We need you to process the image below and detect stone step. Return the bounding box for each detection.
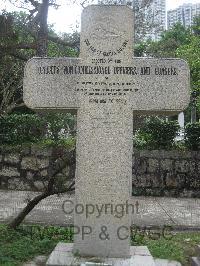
[154,258,181,266]
[46,243,156,266]
[191,257,200,266]
[23,255,47,266]
[23,262,37,266]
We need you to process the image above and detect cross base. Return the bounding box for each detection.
[46,243,155,266]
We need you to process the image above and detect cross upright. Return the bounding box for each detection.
[23,5,190,260]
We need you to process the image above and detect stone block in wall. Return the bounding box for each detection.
[133,175,148,187]
[189,161,196,173]
[7,178,31,190]
[148,159,159,173]
[133,174,164,189]
[20,146,31,156]
[0,155,2,162]
[132,174,138,186]
[189,176,200,188]
[0,176,8,189]
[166,173,185,188]
[34,181,47,190]
[165,173,176,187]
[135,158,147,174]
[0,166,20,177]
[31,146,52,157]
[149,174,164,188]
[177,174,186,188]
[4,154,20,164]
[175,160,189,173]
[21,156,49,170]
[198,162,200,172]
[160,159,173,171]
[40,169,48,177]
[26,171,33,180]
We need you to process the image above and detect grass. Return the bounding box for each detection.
[0,224,73,266]
[0,223,200,266]
[0,136,76,152]
[131,227,200,265]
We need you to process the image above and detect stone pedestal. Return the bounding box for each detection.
[46,243,155,266]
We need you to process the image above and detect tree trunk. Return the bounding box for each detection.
[36,0,49,57]
[8,191,51,230]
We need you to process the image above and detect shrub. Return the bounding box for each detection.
[133,117,180,150]
[0,113,76,145]
[185,122,200,150]
[0,114,46,145]
[44,113,75,141]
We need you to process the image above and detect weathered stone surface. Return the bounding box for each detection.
[135,158,147,174]
[165,173,178,188]
[0,167,20,177]
[148,159,159,173]
[160,159,173,171]
[34,181,46,190]
[46,243,156,266]
[31,146,52,157]
[175,160,189,173]
[40,169,48,177]
[21,157,49,170]
[34,255,48,265]
[191,257,200,266]
[0,148,200,196]
[8,178,31,190]
[154,258,182,266]
[4,154,20,164]
[26,171,34,180]
[23,4,190,260]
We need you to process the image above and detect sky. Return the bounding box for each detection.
[1,0,200,33]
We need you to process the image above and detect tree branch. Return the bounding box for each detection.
[48,35,79,48]
[0,43,36,50]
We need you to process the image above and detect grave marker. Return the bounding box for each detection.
[23,5,190,260]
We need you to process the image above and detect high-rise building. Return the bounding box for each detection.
[97,0,166,41]
[145,0,166,41]
[167,3,200,29]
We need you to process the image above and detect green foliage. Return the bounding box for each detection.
[136,23,191,58]
[185,122,200,150]
[176,35,200,115]
[192,15,200,36]
[132,229,200,265]
[133,117,180,150]
[1,224,200,265]
[0,224,72,266]
[39,136,76,149]
[0,113,76,145]
[0,10,79,116]
[0,114,45,145]
[44,113,76,141]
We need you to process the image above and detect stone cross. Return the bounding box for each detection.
[23,5,190,259]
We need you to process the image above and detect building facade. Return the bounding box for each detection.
[168,3,200,29]
[146,0,166,41]
[97,0,166,41]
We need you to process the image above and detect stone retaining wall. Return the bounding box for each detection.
[0,146,69,191]
[132,150,200,197]
[0,147,200,197]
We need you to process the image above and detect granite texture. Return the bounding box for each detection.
[23,4,190,260]
[23,8,190,114]
[46,243,155,266]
